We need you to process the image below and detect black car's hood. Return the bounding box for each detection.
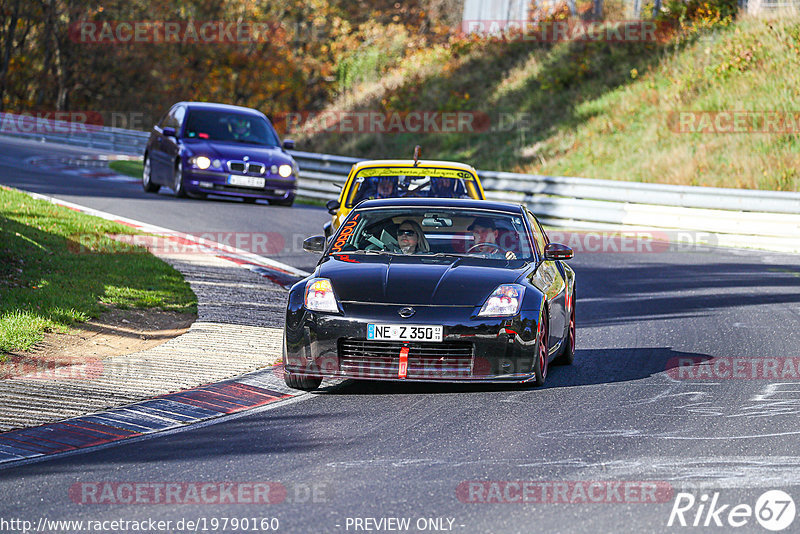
[316,254,527,306]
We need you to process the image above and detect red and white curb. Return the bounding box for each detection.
[0,365,311,467]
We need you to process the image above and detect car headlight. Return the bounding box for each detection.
[304,278,340,313]
[194,156,211,169]
[278,164,293,178]
[478,284,525,317]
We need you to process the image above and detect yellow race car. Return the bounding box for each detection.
[323,158,486,237]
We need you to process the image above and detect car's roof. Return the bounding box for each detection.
[351,159,479,175]
[176,101,265,117]
[354,197,524,213]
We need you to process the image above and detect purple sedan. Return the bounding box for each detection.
[142,102,297,206]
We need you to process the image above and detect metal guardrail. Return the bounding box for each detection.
[0,112,149,154]
[1,112,798,243]
[288,150,800,241]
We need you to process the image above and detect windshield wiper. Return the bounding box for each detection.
[228,139,272,146]
[429,252,472,258]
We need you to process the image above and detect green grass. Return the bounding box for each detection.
[109,160,143,178]
[300,15,800,191]
[0,187,196,354]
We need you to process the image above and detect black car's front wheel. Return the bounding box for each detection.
[284,369,322,391]
[142,156,159,193]
[554,289,576,366]
[173,159,187,198]
[531,310,549,386]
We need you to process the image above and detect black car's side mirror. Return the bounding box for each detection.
[544,243,573,261]
[303,236,326,253]
[162,127,177,138]
[326,199,340,215]
[283,139,295,149]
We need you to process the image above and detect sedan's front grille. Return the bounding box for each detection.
[338,339,473,379]
[227,161,266,175]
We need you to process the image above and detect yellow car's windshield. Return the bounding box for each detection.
[345,166,482,208]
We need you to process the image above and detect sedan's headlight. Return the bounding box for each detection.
[304,278,339,313]
[194,156,211,169]
[478,284,525,317]
[278,164,293,178]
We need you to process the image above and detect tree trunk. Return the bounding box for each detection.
[653,0,662,17]
[0,0,22,111]
[593,0,604,19]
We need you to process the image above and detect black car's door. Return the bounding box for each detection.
[526,210,568,350]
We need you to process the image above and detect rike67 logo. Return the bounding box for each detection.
[668,490,795,531]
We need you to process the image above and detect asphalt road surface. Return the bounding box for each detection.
[1,136,800,533]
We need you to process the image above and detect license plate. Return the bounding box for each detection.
[367,324,443,342]
[228,175,265,188]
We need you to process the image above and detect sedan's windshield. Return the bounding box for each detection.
[345,167,481,207]
[183,110,281,146]
[328,208,535,261]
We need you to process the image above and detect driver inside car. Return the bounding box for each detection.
[229,117,251,140]
[396,220,430,255]
[468,217,517,260]
[429,177,467,198]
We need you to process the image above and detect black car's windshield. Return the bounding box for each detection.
[183,110,280,146]
[328,207,535,261]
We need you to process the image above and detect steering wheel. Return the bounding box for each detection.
[467,242,507,255]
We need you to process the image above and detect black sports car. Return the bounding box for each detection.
[283,198,576,390]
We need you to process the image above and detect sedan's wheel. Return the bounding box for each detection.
[532,311,549,386]
[284,369,322,391]
[554,290,576,366]
[173,159,187,198]
[142,156,159,193]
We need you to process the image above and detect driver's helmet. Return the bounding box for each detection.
[431,177,457,196]
[375,176,398,198]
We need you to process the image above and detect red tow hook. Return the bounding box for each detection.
[398,345,409,379]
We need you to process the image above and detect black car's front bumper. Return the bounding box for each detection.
[284,302,543,383]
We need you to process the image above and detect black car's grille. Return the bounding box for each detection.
[338,339,473,379]
[227,161,266,175]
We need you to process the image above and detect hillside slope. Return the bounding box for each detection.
[297,15,800,191]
